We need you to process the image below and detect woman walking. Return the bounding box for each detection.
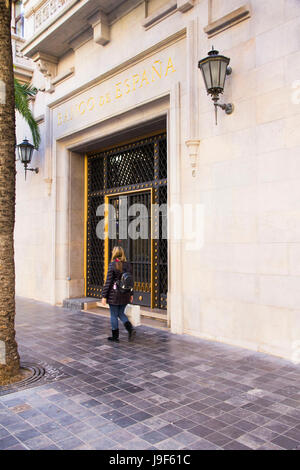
[101,246,135,342]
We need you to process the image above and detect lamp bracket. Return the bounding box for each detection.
[215,102,234,114]
[213,102,234,125]
[24,165,39,180]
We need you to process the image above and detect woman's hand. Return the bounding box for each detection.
[101,297,107,306]
[130,296,133,304]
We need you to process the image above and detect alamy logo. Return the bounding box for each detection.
[95,201,205,251]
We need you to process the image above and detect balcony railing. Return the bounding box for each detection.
[34,0,73,31]
[22,0,166,61]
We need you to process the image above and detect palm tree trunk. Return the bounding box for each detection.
[0,0,20,381]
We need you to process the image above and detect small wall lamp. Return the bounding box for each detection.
[198,47,234,125]
[16,138,39,180]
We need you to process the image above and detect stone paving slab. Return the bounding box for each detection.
[0,297,299,450]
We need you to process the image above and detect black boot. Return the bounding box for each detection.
[124,321,136,341]
[107,329,119,342]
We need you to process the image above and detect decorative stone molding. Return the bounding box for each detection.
[34,0,75,32]
[185,139,200,177]
[52,67,74,86]
[32,52,58,93]
[32,52,58,77]
[44,177,53,196]
[89,11,110,46]
[186,20,200,177]
[12,35,34,83]
[177,0,194,13]
[12,35,29,60]
[43,107,52,197]
[109,0,145,25]
[142,0,194,30]
[35,114,45,125]
[142,0,177,29]
[204,4,251,38]
[69,28,92,51]
[14,64,34,84]
[23,1,143,58]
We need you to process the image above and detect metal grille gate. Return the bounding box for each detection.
[86,133,168,309]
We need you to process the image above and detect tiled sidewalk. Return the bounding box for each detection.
[0,297,300,450]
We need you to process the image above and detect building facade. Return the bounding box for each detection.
[14,0,300,362]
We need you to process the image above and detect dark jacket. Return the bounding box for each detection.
[102,261,133,305]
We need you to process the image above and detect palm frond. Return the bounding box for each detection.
[14,78,41,149]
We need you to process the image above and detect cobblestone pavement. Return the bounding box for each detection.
[0,297,300,450]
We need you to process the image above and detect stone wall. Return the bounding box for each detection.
[181,0,300,361]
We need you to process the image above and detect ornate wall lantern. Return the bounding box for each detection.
[198,46,233,124]
[16,138,39,180]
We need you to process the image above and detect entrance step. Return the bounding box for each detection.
[63,298,168,329]
[63,297,100,311]
[140,317,169,331]
[82,301,167,321]
[83,305,169,331]
[139,306,167,321]
[84,306,110,318]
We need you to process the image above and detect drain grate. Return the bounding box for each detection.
[0,361,69,396]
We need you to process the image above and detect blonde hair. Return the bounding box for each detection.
[111,246,126,271]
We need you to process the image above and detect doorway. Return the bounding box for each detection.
[85,131,168,309]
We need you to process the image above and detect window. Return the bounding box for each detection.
[14,1,24,37]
